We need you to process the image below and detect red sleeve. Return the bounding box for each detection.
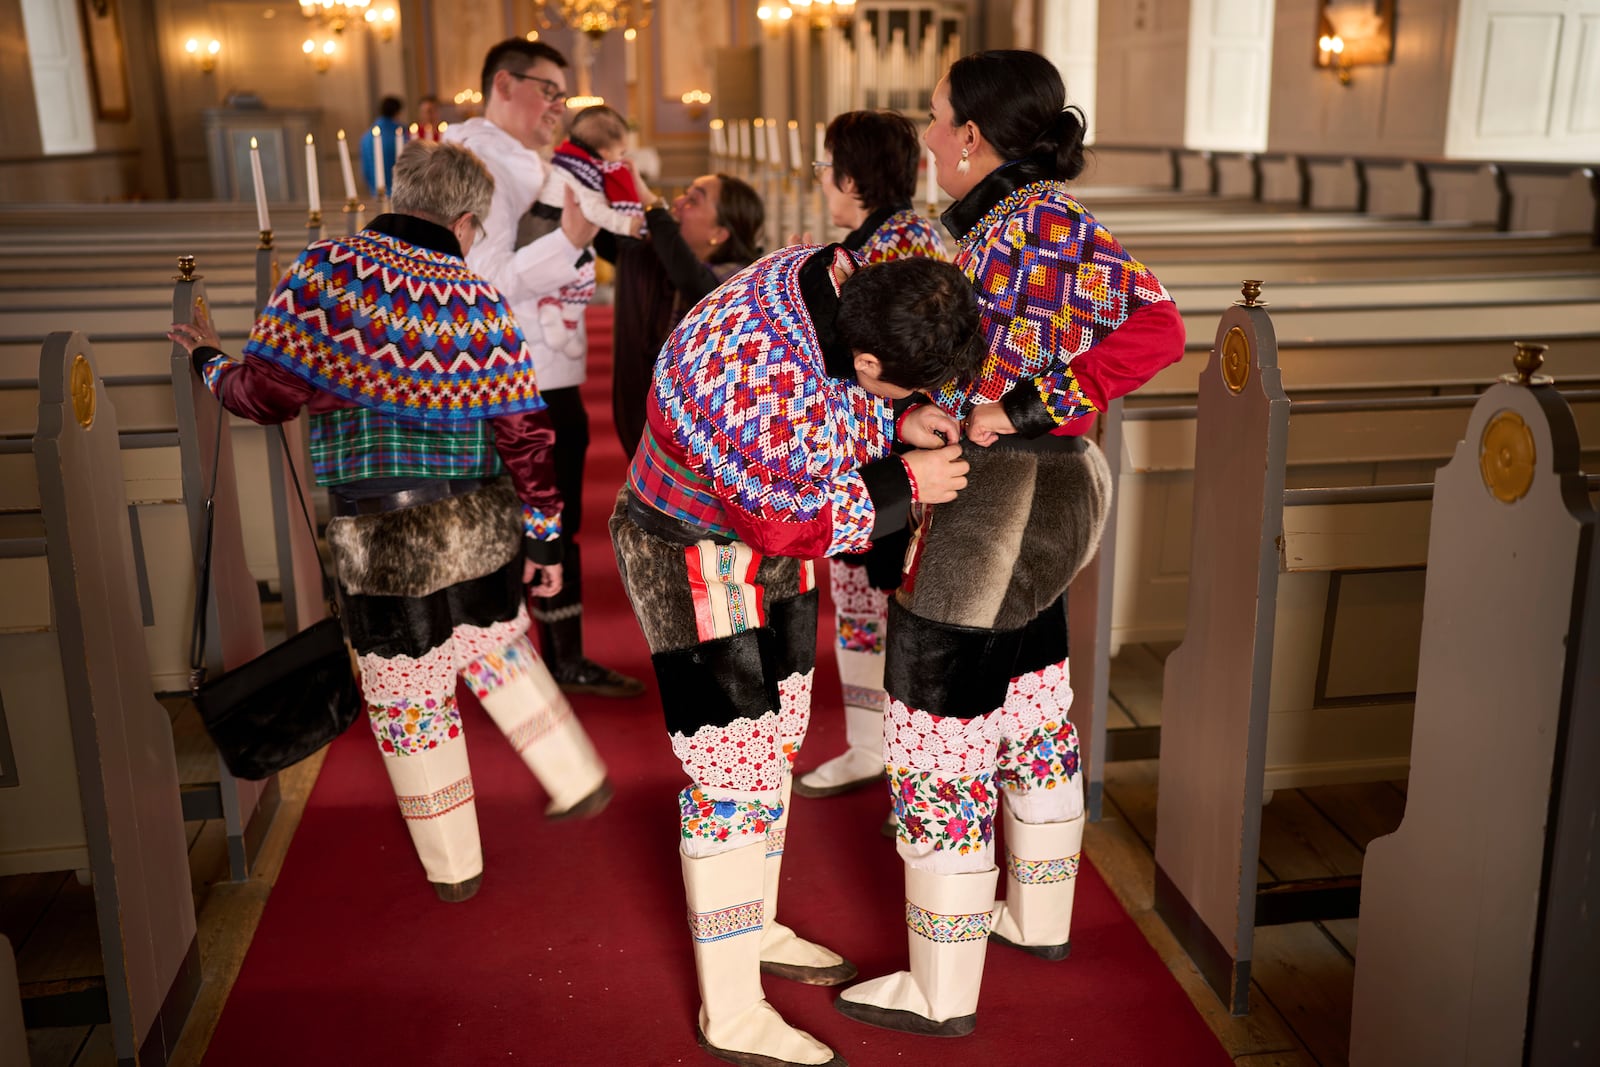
[203,352,318,424]
[602,166,642,208]
[1065,298,1187,415]
[489,408,564,558]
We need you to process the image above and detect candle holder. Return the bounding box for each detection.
[258,229,275,250]
[343,198,364,215]
[307,210,324,230]
[175,255,200,282]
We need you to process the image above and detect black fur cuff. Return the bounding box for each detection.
[192,344,227,377]
[768,589,819,679]
[653,629,781,736]
[523,536,562,566]
[1014,593,1069,677]
[860,456,911,539]
[884,598,1026,719]
[1000,382,1059,439]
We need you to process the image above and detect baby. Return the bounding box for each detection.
[535,104,645,239]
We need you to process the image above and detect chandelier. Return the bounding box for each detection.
[298,0,371,33]
[536,0,653,39]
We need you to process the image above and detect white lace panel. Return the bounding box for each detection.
[357,608,533,704]
[829,559,889,619]
[998,660,1073,741]
[776,669,814,744]
[670,711,786,792]
[883,698,1004,776]
[454,608,533,665]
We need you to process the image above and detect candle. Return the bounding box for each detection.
[336,129,357,200]
[248,136,271,231]
[787,121,801,172]
[394,126,405,175]
[710,120,726,158]
[765,120,780,170]
[753,119,765,163]
[738,121,750,161]
[924,147,938,208]
[372,126,385,193]
[305,134,321,214]
[814,122,826,167]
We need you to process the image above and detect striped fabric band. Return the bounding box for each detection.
[841,683,886,709]
[688,900,764,943]
[685,541,765,642]
[905,901,993,943]
[396,775,475,820]
[502,704,570,753]
[765,825,787,858]
[1009,852,1081,885]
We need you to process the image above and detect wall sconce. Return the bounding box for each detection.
[363,5,398,41]
[1315,0,1395,88]
[756,4,793,31]
[185,37,221,74]
[681,89,711,120]
[302,37,337,73]
[453,88,484,106]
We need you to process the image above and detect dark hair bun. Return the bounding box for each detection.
[1033,106,1087,181]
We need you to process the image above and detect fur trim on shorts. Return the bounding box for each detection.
[326,481,522,599]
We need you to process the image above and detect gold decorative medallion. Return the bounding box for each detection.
[70,354,95,428]
[194,295,208,322]
[1221,326,1250,394]
[1479,410,1535,503]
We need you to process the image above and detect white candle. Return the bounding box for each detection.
[787,121,801,172]
[248,136,271,231]
[738,121,750,161]
[394,126,405,175]
[753,120,766,163]
[765,121,780,170]
[336,129,357,200]
[814,122,826,167]
[305,134,321,214]
[710,120,726,158]
[924,147,938,207]
[372,126,385,193]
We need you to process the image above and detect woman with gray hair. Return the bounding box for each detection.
[168,139,613,903]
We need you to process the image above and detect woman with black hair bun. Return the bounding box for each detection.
[795,109,947,806]
[836,49,1186,1039]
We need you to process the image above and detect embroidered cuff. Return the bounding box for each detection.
[193,346,232,395]
[1000,381,1059,439]
[859,455,912,540]
[898,455,921,503]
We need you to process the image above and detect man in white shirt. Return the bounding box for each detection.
[446,38,644,698]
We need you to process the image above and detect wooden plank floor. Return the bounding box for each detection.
[1098,642,1408,1067]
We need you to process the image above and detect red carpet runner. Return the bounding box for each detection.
[204,307,1232,1067]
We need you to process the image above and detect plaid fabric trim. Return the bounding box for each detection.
[1009,851,1081,885]
[687,900,764,944]
[310,406,502,484]
[396,775,475,820]
[905,901,992,943]
[626,425,736,536]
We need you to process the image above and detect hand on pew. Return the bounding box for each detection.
[898,403,963,449]
[524,558,564,598]
[167,309,223,356]
[964,400,1016,446]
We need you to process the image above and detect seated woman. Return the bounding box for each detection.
[596,170,764,457]
[168,141,612,904]
[795,109,949,805]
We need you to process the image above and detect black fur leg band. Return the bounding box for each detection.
[884,598,1026,719]
[654,628,781,736]
[768,588,819,680]
[1013,593,1069,678]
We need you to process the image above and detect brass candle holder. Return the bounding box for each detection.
[258,229,274,250]
[175,254,200,282]
[307,209,324,230]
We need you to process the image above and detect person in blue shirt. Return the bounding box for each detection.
[360,96,406,195]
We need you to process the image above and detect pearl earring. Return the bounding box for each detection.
[956,147,970,176]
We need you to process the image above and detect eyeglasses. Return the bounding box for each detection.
[811,160,832,179]
[507,70,568,104]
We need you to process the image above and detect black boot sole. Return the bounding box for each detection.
[547,778,615,821]
[989,930,1071,961]
[833,996,976,1037]
[760,957,859,986]
[431,873,483,903]
[695,1028,848,1067]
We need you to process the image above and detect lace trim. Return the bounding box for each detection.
[997,661,1073,739]
[670,712,787,792]
[884,698,1003,775]
[829,559,888,617]
[776,670,813,767]
[356,610,530,703]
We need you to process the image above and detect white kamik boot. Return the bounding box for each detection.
[989,806,1083,960]
[379,736,484,902]
[683,843,846,1067]
[834,864,998,1037]
[759,778,858,985]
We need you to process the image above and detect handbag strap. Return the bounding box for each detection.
[189,417,336,691]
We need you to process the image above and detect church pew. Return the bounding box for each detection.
[0,334,199,1062]
[1348,350,1599,1065]
[1145,297,1595,1015]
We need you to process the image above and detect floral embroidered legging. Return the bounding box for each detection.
[885,654,1083,874]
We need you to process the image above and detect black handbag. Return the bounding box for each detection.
[189,419,361,781]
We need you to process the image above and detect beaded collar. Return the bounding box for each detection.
[939,156,1060,243]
